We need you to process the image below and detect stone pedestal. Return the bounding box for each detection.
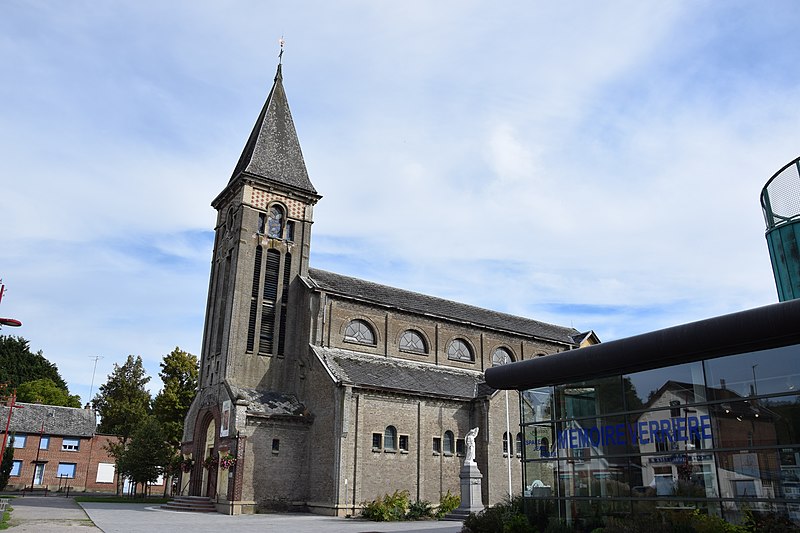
[444,461,484,520]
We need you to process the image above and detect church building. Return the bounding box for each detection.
[181,63,595,515]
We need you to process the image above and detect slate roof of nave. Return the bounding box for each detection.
[0,403,97,437]
[306,268,579,345]
[228,385,309,419]
[312,346,494,400]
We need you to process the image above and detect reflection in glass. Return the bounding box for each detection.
[522,388,553,424]
[626,361,705,408]
[554,376,623,421]
[705,345,800,399]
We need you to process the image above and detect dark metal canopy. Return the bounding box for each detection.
[485,298,800,391]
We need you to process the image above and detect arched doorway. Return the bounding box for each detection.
[191,412,218,498]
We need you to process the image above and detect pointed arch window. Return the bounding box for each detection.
[515,432,523,458]
[399,330,427,354]
[447,338,474,362]
[344,320,376,345]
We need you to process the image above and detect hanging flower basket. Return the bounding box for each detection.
[219,453,237,470]
[203,453,218,470]
[180,458,195,473]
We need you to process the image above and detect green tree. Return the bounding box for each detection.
[0,336,68,390]
[17,378,81,408]
[92,355,152,495]
[152,347,198,447]
[0,436,14,491]
[93,355,152,440]
[117,417,174,497]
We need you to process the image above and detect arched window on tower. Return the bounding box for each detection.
[267,205,284,238]
[344,320,376,345]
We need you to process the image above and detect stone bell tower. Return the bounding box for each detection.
[199,63,320,394]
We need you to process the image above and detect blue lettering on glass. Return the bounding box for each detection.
[557,416,711,449]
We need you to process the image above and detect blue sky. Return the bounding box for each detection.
[1,1,799,404]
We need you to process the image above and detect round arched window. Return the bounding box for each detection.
[492,347,514,366]
[399,330,427,354]
[447,338,473,362]
[344,320,376,345]
[267,205,284,238]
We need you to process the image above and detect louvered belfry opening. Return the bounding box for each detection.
[277,253,291,355]
[246,246,263,352]
[246,244,291,356]
[259,249,281,355]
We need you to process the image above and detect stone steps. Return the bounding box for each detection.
[161,496,217,513]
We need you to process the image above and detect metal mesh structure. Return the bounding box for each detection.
[761,156,800,230]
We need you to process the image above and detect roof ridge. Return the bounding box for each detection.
[308,268,578,342]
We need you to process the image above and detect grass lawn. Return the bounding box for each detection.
[0,496,13,530]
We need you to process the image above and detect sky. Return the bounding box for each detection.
[1,1,799,405]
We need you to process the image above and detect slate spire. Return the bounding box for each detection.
[230,64,317,196]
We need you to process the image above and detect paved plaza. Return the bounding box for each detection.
[6,496,464,533]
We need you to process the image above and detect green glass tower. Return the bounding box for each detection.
[761,156,800,301]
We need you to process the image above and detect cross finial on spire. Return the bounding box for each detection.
[278,36,285,65]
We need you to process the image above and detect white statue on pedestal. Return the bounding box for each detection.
[464,427,479,465]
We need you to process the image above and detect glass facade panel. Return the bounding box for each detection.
[625,361,705,409]
[517,344,800,527]
[521,387,553,424]
[705,344,800,398]
[554,376,624,420]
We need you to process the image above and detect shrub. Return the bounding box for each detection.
[462,497,527,533]
[437,490,461,518]
[361,490,410,521]
[407,499,435,520]
[742,509,796,533]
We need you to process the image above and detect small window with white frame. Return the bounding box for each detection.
[61,437,80,451]
[12,434,26,448]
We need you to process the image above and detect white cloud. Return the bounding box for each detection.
[1,0,799,404]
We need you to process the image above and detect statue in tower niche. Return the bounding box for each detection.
[464,427,479,465]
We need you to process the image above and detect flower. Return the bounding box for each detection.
[203,453,218,470]
[180,458,194,473]
[219,453,237,470]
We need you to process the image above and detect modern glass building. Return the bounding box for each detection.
[762,155,800,302]
[485,298,800,528]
